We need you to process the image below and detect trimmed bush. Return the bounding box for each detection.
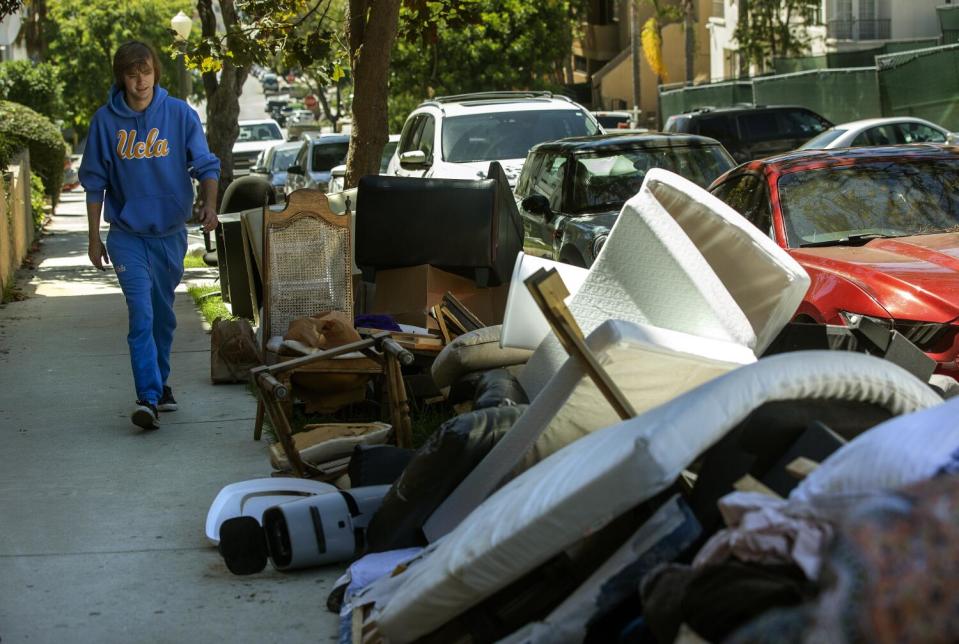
[0,61,65,120]
[30,171,45,232]
[0,100,66,207]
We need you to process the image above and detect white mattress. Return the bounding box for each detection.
[518,172,756,399]
[424,319,755,540]
[639,169,810,354]
[365,352,941,642]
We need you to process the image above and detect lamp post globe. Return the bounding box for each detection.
[171,11,193,40]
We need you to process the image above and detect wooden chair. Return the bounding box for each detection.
[251,189,410,448]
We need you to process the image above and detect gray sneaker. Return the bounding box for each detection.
[132,400,160,430]
[157,385,178,412]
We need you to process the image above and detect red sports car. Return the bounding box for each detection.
[709,145,959,376]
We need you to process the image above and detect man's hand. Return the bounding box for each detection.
[89,236,110,270]
[198,204,219,233]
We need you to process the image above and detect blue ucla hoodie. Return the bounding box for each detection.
[79,85,220,237]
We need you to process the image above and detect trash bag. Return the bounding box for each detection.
[473,367,529,409]
[364,405,527,553]
[210,317,260,383]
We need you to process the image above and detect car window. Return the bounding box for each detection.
[711,174,772,237]
[442,109,598,163]
[898,122,947,144]
[800,128,848,149]
[780,110,830,139]
[294,143,308,168]
[418,115,435,159]
[569,144,735,213]
[853,124,903,146]
[777,160,959,247]
[695,116,736,142]
[532,154,567,210]
[738,112,781,142]
[516,152,544,195]
[664,115,690,133]
[398,115,423,154]
[272,147,301,171]
[310,141,350,172]
[238,123,282,141]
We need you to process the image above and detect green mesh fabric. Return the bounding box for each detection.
[877,43,959,130]
[753,67,881,124]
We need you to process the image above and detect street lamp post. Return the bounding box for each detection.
[170,11,193,99]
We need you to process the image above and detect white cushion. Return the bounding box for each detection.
[640,169,810,354]
[499,253,590,351]
[364,352,941,642]
[430,325,533,390]
[519,172,756,399]
[790,395,959,504]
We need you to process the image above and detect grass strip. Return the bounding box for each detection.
[186,283,234,326]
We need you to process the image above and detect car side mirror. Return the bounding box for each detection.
[948,132,959,146]
[399,150,428,169]
[521,194,551,217]
[287,164,304,175]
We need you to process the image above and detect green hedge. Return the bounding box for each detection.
[0,100,65,206]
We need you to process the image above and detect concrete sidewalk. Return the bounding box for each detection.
[0,193,340,643]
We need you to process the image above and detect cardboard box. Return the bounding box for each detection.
[371,265,508,329]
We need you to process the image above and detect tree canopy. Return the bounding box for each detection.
[0,60,63,120]
[734,0,820,72]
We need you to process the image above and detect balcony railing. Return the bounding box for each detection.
[827,18,891,40]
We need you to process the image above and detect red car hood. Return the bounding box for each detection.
[791,233,959,323]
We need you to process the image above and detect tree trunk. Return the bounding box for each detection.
[197,0,248,208]
[684,0,695,84]
[344,0,401,190]
[738,0,750,77]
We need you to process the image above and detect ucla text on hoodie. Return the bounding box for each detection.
[79,85,221,237]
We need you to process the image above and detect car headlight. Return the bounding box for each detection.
[838,310,892,329]
[592,234,608,258]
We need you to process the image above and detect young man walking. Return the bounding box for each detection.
[80,41,220,430]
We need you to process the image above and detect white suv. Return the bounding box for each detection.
[386,91,602,186]
[232,119,285,176]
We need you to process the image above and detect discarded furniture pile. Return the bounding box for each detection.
[206,168,959,643]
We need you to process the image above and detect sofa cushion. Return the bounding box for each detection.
[431,325,532,390]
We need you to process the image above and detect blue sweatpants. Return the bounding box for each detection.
[106,227,187,405]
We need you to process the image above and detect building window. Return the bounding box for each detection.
[574,55,588,74]
[712,0,724,19]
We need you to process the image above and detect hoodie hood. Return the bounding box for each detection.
[109,84,169,123]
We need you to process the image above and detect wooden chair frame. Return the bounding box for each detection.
[252,332,414,480]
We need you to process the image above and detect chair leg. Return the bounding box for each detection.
[254,399,265,441]
[386,355,413,448]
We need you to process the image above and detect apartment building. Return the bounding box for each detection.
[706,0,951,81]
[574,0,714,126]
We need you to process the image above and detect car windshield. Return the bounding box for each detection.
[311,141,350,172]
[799,128,848,149]
[380,140,398,173]
[271,147,301,171]
[238,123,282,142]
[778,159,959,247]
[569,144,735,213]
[442,109,599,163]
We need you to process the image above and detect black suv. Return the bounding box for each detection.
[664,105,832,164]
[515,133,735,267]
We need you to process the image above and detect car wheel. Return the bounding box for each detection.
[560,248,587,268]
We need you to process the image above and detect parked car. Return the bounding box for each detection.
[708,144,959,376]
[232,119,285,176]
[287,109,316,126]
[62,154,80,191]
[252,141,304,193]
[261,73,279,93]
[664,105,832,164]
[799,116,952,150]
[386,91,602,186]
[328,134,400,193]
[515,132,736,267]
[284,132,350,196]
[592,110,633,130]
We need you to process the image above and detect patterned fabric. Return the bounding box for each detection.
[728,473,959,644]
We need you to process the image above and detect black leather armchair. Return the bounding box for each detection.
[354,162,524,287]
